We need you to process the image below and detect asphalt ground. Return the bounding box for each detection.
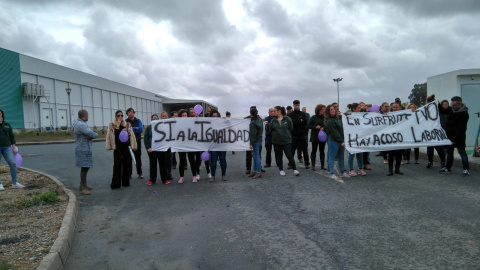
[9,142,480,269]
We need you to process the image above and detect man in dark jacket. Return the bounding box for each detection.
[126,108,144,179]
[439,96,470,175]
[288,100,310,169]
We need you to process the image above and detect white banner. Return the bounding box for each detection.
[342,100,451,154]
[151,118,251,152]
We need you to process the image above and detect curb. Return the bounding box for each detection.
[17,167,78,270]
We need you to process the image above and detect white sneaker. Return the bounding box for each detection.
[462,170,470,176]
[193,177,197,183]
[293,170,300,176]
[280,170,286,176]
[0,184,4,191]
[196,174,201,180]
[12,182,25,189]
[330,174,337,180]
[342,172,351,178]
[178,177,184,184]
[207,173,212,178]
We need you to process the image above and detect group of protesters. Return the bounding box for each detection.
[65,93,470,195]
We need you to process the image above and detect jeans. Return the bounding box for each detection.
[211,151,227,176]
[0,146,18,185]
[273,143,296,171]
[445,144,469,170]
[348,152,363,171]
[327,141,345,174]
[252,142,262,173]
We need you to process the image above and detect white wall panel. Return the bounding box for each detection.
[93,88,102,107]
[82,86,93,106]
[119,94,125,110]
[102,90,111,108]
[111,92,118,110]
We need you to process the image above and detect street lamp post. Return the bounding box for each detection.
[65,86,72,135]
[333,78,343,108]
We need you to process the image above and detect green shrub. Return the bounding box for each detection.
[15,190,61,208]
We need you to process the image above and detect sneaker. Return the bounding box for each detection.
[146,181,154,185]
[209,177,215,182]
[80,186,91,195]
[462,170,470,176]
[342,172,351,178]
[349,170,357,177]
[280,170,286,176]
[178,177,184,184]
[11,183,25,189]
[329,174,337,180]
[222,175,227,181]
[138,174,144,179]
[0,184,4,191]
[193,177,197,183]
[439,168,452,174]
[293,170,300,176]
[207,173,212,178]
[358,169,367,176]
[426,162,433,168]
[165,180,171,184]
[196,174,201,180]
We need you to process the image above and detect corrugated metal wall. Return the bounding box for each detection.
[0,48,24,128]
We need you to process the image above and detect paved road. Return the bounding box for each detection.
[13,142,480,269]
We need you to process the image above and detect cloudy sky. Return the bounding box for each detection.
[1,0,479,117]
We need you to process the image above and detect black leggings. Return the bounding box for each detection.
[179,152,197,177]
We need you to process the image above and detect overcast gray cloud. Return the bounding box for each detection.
[1,0,480,117]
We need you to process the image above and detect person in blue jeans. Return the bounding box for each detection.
[249,107,264,179]
[209,110,228,182]
[324,105,350,180]
[0,109,25,191]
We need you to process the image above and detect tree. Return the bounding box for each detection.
[408,82,427,107]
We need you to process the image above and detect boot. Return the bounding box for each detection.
[394,164,403,175]
[387,166,393,176]
[252,173,262,179]
[80,186,91,195]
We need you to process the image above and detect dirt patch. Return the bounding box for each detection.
[0,165,68,269]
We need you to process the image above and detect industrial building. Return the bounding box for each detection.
[0,47,215,131]
[427,69,480,147]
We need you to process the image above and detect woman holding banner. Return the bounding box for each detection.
[308,104,327,171]
[269,106,299,176]
[106,110,137,189]
[209,110,228,181]
[386,103,404,176]
[404,104,420,164]
[177,110,198,183]
[249,107,264,179]
[325,105,350,180]
[345,103,366,176]
[426,95,446,168]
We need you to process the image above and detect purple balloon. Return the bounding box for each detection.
[369,104,380,112]
[201,151,210,161]
[14,153,23,167]
[318,130,327,142]
[119,130,129,143]
[194,104,203,115]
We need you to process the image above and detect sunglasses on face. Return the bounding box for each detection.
[116,114,123,118]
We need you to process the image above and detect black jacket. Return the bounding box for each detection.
[287,109,308,136]
[439,103,469,147]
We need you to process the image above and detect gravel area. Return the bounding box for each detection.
[0,165,68,269]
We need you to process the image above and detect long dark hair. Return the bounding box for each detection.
[250,108,258,120]
[324,104,337,122]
